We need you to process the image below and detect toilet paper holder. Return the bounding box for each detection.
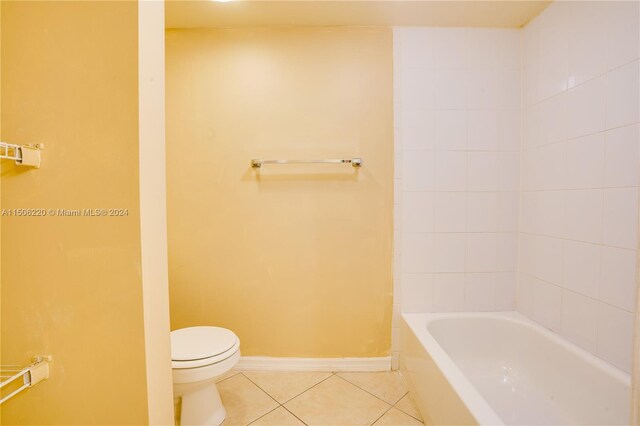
[0,141,43,168]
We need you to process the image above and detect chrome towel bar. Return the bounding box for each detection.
[251,158,362,168]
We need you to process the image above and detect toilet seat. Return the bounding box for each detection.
[171,326,240,369]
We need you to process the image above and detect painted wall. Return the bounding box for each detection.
[1,1,149,424]
[392,27,521,326]
[519,1,639,373]
[166,28,394,357]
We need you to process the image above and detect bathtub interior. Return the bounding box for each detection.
[417,314,630,425]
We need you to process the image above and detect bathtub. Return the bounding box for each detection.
[400,312,631,426]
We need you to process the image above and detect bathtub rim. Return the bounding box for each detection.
[402,311,631,426]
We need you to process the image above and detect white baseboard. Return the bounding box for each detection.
[235,356,392,372]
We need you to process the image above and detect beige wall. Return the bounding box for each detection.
[1,1,149,424]
[166,27,394,357]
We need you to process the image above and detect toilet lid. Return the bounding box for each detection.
[171,326,239,361]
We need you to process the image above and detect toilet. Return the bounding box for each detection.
[171,326,240,426]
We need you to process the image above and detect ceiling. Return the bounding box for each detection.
[165,0,551,29]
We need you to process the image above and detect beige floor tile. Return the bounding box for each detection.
[394,394,422,421]
[219,374,279,425]
[216,369,241,383]
[336,371,407,405]
[244,371,332,403]
[373,408,423,426]
[250,407,305,425]
[284,375,390,426]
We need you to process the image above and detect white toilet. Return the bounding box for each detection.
[171,326,240,426]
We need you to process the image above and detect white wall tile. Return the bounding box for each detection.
[468,110,499,151]
[563,189,603,244]
[538,94,567,145]
[536,190,566,237]
[397,27,522,318]
[403,151,435,191]
[602,187,638,249]
[399,28,435,69]
[567,22,607,89]
[401,274,434,312]
[401,109,435,151]
[600,246,637,312]
[500,70,522,110]
[435,151,467,191]
[537,142,567,190]
[467,233,498,272]
[466,29,501,70]
[466,68,500,110]
[498,110,521,151]
[498,192,519,232]
[432,28,468,69]
[561,290,599,351]
[604,124,640,188]
[537,27,568,100]
[523,105,540,149]
[596,303,634,372]
[495,272,517,310]
[433,233,466,272]
[606,1,640,70]
[435,69,467,109]
[566,76,606,139]
[564,133,605,189]
[403,192,434,233]
[517,1,639,371]
[433,273,465,312]
[533,278,562,331]
[434,192,466,232]
[435,110,467,150]
[467,152,499,191]
[467,192,498,232]
[401,68,435,109]
[498,151,520,191]
[499,30,522,71]
[402,232,434,273]
[518,273,536,317]
[533,235,564,285]
[497,233,518,272]
[606,60,639,130]
[562,240,601,299]
[464,273,496,311]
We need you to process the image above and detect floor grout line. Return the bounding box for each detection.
[246,404,282,426]
[279,372,335,405]
[333,372,404,407]
[218,371,423,426]
[240,372,283,407]
[393,393,423,423]
[281,404,309,426]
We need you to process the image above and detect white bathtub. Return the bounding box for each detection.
[400,312,631,426]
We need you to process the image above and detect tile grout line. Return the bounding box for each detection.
[216,371,241,384]
[241,371,336,425]
[240,372,286,407]
[280,404,309,426]
[278,372,336,405]
[393,395,424,423]
[246,404,284,426]
[333,373,407,408]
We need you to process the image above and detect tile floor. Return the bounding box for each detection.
[177,370,425,426]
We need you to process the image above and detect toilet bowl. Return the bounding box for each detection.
[171,326,240,426]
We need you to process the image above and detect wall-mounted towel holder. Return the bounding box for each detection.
[0,141,43,168]
[251,158,362,168]
[1,355,52,404]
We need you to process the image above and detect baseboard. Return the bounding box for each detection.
[235,356,392,372]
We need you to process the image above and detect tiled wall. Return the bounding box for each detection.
[519,1,639,373]
[391,28,522,366]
